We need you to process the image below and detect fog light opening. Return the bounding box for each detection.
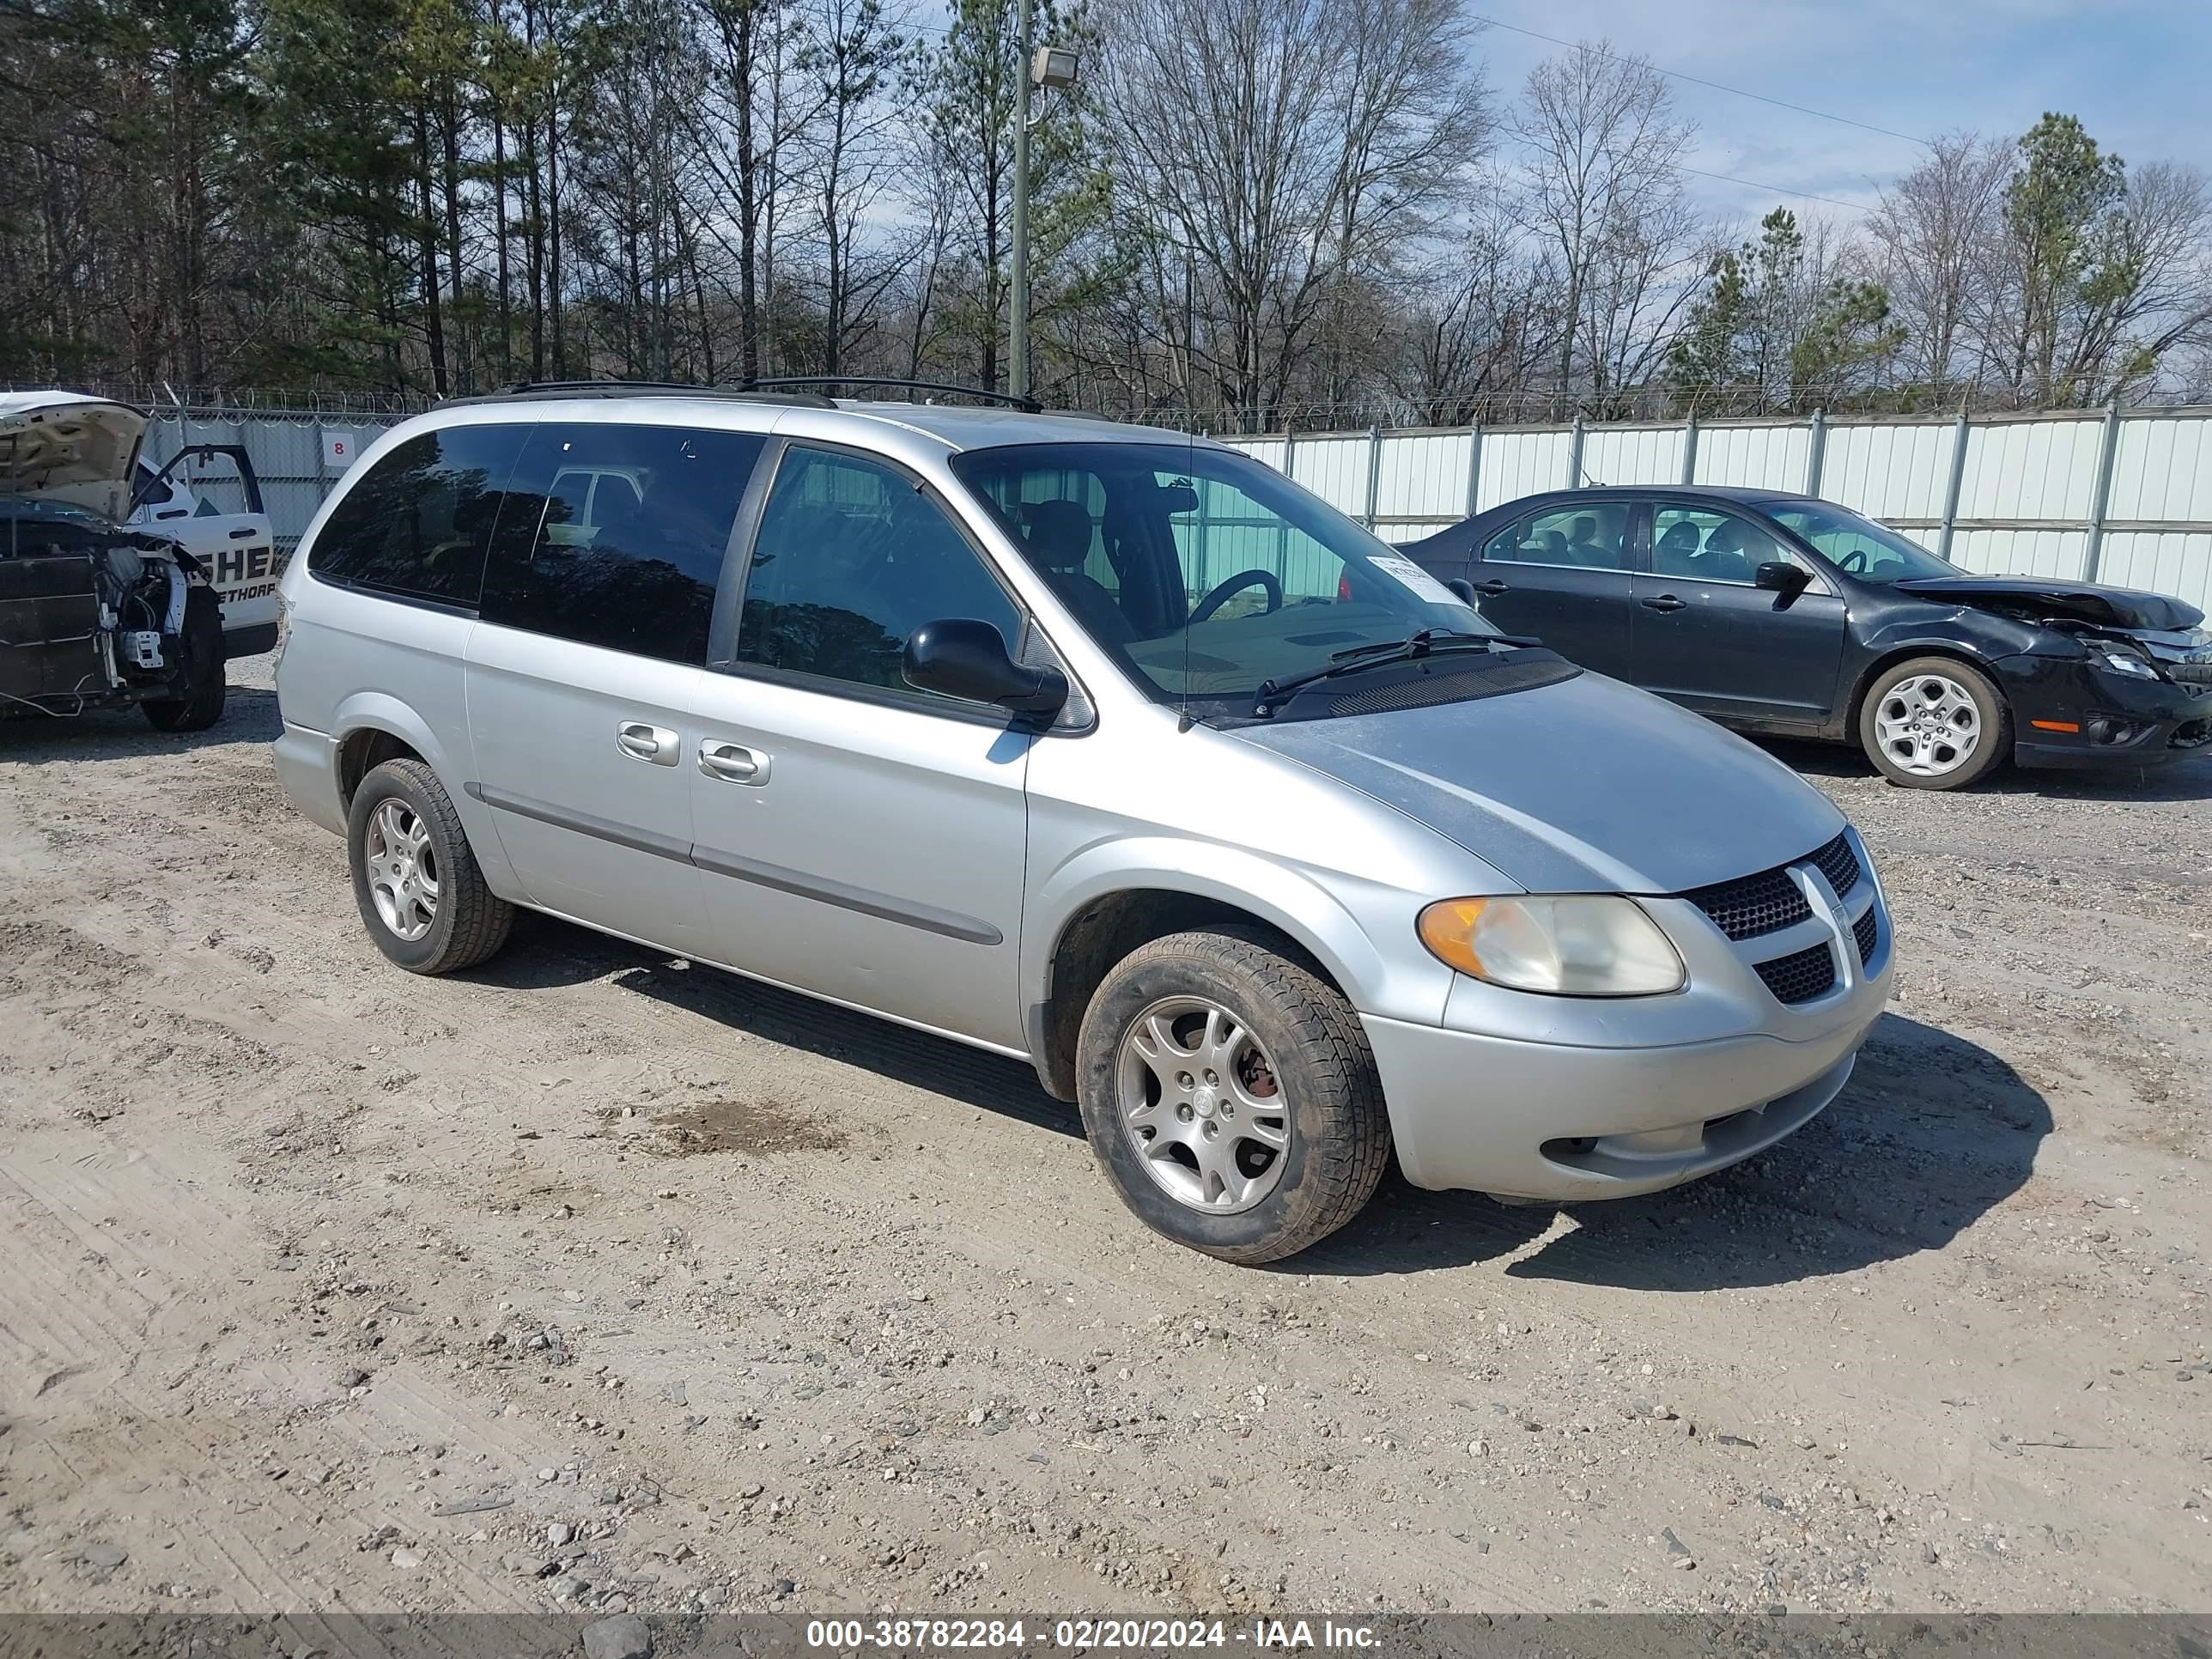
[2085,717,2145,747]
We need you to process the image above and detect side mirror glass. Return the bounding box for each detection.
[1755,560,1811,594]
[903,618,1068,716]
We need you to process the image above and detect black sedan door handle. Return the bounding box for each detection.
[1473,579,1510,595]
[1639,593,1686,612]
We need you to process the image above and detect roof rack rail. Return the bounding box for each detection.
[741,376,1045,415]
[437,378,836,409]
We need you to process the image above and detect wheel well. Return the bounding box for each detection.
[1032,890,1337,1101]
[1846,647,2004,737]
[337,728,424,808]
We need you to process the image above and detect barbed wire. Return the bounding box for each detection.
[16,376,2209,431]
[1074,384,2212,433]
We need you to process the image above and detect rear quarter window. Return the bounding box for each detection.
[306,423,532,606]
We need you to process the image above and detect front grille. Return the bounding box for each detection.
[1810,832,1861,898]
[1683,866,1811,941]
[1754,943,1837,1005]
[1852,906,1880,964]
[1683,831,1860,941]
[2166,658,2212,685]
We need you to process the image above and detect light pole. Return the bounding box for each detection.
[1008,9,1077,403]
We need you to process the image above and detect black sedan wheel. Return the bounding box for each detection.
[1858,656,2008,790]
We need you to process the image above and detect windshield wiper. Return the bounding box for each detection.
[1250,629,1500,716]
[1325,627,1492,663]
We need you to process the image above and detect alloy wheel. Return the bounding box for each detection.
[1115,997,1291,1214]
[363,798,440,942]
[1873,672,1982,777]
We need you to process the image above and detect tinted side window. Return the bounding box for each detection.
[733,447,1024,702]
[481,422,765,665]
[1483,504,1631,571]
[307,423,530,605]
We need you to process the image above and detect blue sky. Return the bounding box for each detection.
[1470,0,2212,224]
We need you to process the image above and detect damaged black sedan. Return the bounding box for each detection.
[2,395,227,732]
[1401,485,2212,790]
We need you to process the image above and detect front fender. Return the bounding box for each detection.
[1022,835,1456,1030]
[1848,613,2045,714]
[1855,612,2041,669]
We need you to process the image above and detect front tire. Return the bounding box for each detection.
[347,757,514,974]
[1075,927,1390,1264]
[1858,656,2008,790]
[143,586,227,732]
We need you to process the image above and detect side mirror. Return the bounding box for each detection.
[1446,577,1478,606]
[1755,560,1811,595]
[904,618,1068,716]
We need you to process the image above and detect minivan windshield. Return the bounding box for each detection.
[949,441,1490,712]
[1762,501,1961,582]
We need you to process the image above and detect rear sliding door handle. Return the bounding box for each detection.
[1638,593,1687,612]
[617,721,678,765]
[699,739,770,786]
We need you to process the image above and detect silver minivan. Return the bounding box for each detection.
[272,384,1893,1262]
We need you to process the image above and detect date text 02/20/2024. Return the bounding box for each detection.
[802,1620,1381,1650]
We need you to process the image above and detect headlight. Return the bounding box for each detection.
[1416,895,1686,997]
[2091,645,2160,680]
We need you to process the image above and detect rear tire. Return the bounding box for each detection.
[1075,927,1390,1264]
[1857,655,2008,790]
[347,757,514,974]
[143,586,227,733]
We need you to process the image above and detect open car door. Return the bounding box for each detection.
[131,445,281,658]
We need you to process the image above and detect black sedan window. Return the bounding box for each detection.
[1484,503,1630,571]
[1764,501,1960,582]
[1651,506,1789,584]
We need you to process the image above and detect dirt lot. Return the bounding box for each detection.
[3,657,2209,1621]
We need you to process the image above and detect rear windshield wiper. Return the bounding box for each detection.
[1250,629,1500,715]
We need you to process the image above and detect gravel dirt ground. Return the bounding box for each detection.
[2,656,2209,1622]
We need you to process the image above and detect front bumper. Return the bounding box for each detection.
[1365,1010,1875,1200]
[2002,656,2212,769]
[1367,829,1894,1202]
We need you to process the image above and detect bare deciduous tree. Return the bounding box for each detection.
[1392,199,1561,423]
[10,0,2212,426]
[1094,0,1488,429]
[1868,131,2010,395]
[1514,40,1704,408]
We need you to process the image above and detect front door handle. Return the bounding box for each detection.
[1639,593,1687,612]
[228,526,258,540]
[616,720,678,765]
[1473,579,1510,595]
[699,738,771,786]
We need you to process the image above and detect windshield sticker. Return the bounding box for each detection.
[1367,555,1464,608]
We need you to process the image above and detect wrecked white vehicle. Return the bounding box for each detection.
[1,392,227,730]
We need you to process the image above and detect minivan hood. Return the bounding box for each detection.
[0,391,147,521]
[1230,670,1844,895]
[1893,575,2203,634]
